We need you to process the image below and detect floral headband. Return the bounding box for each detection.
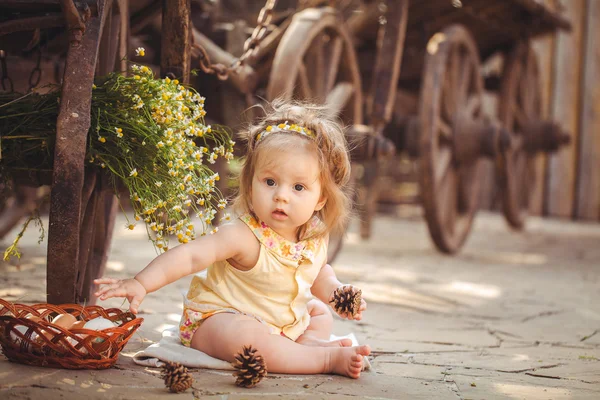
[254,122,315,144]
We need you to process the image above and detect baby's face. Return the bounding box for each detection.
[251,141,326,242]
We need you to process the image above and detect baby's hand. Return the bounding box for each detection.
[339,297,367,321]
[94,277,147,314]
[329,285,367,321]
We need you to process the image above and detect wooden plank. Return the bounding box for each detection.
[574,0,600,220]
[367,0,408,133]
[47,0,108,304]
[545,0,585,218]
[478,54,502,211]
[160,0,191,82]
[117,0,129,74]
[82,182,118,304]
[529,0,556,216]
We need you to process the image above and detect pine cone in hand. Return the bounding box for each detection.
[232,345,267,388]
[330,285,362,317]
[161,361,193,393]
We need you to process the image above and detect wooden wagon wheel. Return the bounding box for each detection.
[266,7,363,262]
[419,25,484,253]
[496,42,541,229]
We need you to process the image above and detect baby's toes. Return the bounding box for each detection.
[356,345,371,356]
[351,353,363,368]
[351,353,363,363]
[348,365,362,378]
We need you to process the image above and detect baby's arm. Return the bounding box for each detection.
[94,220,254,313]
[311,263,367,321]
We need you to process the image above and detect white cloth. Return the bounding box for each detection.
[132,327,371,370]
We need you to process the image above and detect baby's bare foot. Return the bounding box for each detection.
[297,335,353,347]
[327,345,371,379]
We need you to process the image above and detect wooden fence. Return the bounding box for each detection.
[479,0,600,221]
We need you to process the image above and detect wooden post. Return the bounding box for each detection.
[574,0,600,220]
[366,0,409,134]
[160,0,191,83]
[545,0,585,218]
[117,0,129,74]
[529,0,557,215]
[47,0,108,304]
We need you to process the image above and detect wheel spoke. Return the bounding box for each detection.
[438,119,453,143]
[512,101,529,130]
[435,146,453,186]
[450,47,461,108]
[518,60,532,117]
[518,153,529,209]
[306,34,326,101]
[511,135,525,152]
[466,95,482,118]
[325,82,354,117]
[442,76,454,123]
[457,54,472,106]
[324,36,343,95]
[457,166,475,214]
[522,78,533,118]
[297,62,313,99]
[439,167,458,235]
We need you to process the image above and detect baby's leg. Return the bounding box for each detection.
[191,313,370,378]
[296,299,352,347]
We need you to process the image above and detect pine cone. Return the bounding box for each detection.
[160,361,193,393]
[232,345,267,388]
[329,285,362,317]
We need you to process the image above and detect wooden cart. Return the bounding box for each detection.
[194,0,571,254]
[243,0,572,254]
[0,0,571,304]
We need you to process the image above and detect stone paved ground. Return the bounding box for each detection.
[1,209,599,399]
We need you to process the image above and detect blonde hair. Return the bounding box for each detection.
[232,99,352,241]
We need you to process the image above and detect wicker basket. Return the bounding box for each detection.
[0,298,143,369]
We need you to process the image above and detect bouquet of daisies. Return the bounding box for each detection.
[0,48,235,259]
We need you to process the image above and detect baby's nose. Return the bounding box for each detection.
[274,188,289,203]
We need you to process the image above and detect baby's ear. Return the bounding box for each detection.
[315,195,327,211]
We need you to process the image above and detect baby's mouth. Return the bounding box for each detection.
[273,209,287,217]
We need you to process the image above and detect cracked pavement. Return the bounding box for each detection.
[1,209,599,399]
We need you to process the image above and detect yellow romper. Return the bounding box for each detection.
[179,213,328,346]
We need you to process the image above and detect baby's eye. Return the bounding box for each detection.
[266,178,276,186]
[294,184,305,192]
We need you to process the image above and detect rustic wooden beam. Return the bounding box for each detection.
[75,170,98,302]
[528,0,556,216]
[117,0,129,73]
[366,0,409,134]
[574,0,600,220]
[0,14,64,36]
[546,0,584,218]
[47,0,108,305]
[130,0,161,35]
[160,0,191,82]
[0,0,61,9]
[191,28,257,94]
[97,7,119,75]
[512,0,572,31]
[84,186,118,304]
[59,0,89,45]
[346,1,380,41]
